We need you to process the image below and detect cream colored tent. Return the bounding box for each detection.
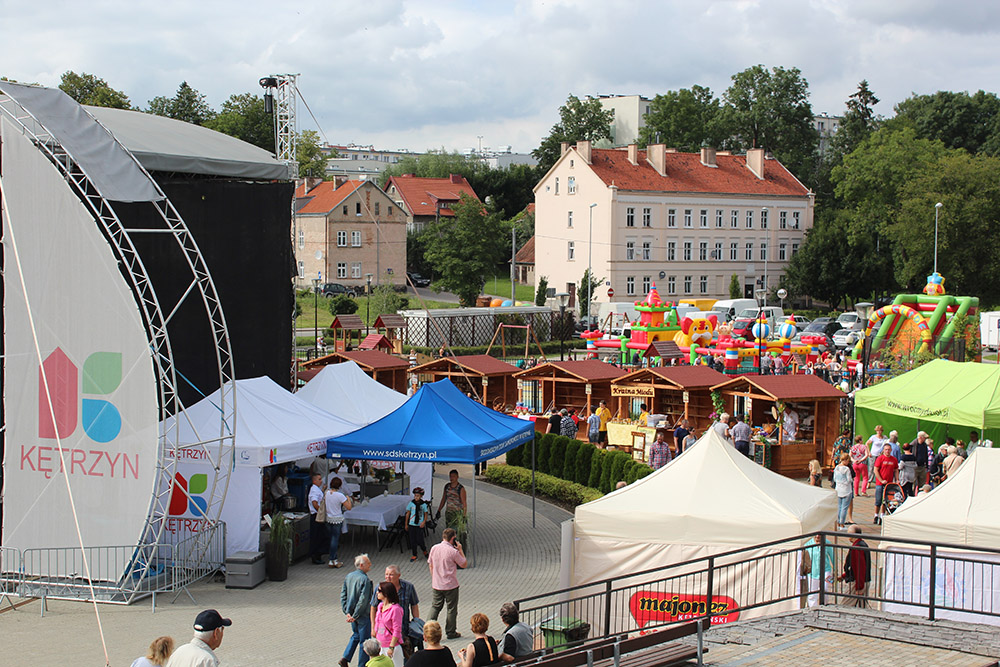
[571,429,836,626]
[881,448,1000,625]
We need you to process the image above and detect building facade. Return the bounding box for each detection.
[384,173,480,233]
[294,180,406,290]
[322,144,419,180]
[813,113,842,156]
[533,142,814,310]
[597,94,652,147]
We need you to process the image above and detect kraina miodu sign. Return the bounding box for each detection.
[611,385,656,398]
[629,590,740,627]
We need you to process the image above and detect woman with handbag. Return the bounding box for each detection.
[325,476,353,568]
[375,581,405,667]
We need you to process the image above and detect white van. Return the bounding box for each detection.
[712,299,758,322]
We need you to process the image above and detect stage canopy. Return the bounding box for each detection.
[296,361,407,426]
[326,378,534,463]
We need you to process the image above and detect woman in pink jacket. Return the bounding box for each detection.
[849,435,870,496]
[374,580,405,667]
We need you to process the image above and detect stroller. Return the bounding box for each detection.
[882,482,906,515]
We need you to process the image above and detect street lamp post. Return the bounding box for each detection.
[312,277,320,357]
[556,292,569,361]
[365,273,373,335]
[761,207,768,307]
[587,203,597,330]
[934,202,943,274]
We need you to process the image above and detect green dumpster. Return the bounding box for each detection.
[539,617,590,651]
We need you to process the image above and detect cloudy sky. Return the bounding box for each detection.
[2,0,999,154]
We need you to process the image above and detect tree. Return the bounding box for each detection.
[59,71,131,109]
[468,163,541,218]
[380,150,482,186]
[578,269,604,322]
[890,90,1000,155]
[719,65,818,179]
[366,281,409,323]
[406,229,432,276]
[297,130,329,178]
[327,294,358,316]
[535,276,549,306]
[147,82,215,125]
[424,193,506,305]
[829,80,881,159]
[728,274,741,299]
[638,85,726,150]
[533,95,614,171]
[203,92,274,151]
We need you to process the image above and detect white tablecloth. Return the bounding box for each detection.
[344,494,410,530]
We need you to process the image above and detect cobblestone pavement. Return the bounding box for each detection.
[0,465,570,666]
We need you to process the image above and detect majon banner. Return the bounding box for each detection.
[2,118,159,579]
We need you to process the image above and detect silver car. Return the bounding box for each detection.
[832,328,859,349]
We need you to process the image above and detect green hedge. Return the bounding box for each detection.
[485,464,603,506]
[504,432,652,494]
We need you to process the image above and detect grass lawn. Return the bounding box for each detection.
[484,275,534,302]
[295,292,457,330]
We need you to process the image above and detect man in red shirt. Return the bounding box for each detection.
[873,443,899,524]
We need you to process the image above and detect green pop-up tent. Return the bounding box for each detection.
[855,359,1000,445]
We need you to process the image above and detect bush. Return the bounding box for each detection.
[506,441,525,467]
[549,435,568,479]
[484,464,603,507]
[588,449,605,489]
[564,440,581,481]
[576,443,595,485]
[328,294,358,316]
[537,436,551,475]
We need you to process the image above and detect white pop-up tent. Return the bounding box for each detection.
[571,429,836,627]
[881,448,1000,625]
[296,362,431,493]
[164,376,359,555]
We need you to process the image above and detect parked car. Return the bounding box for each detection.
[318,282,358,298]
[832,328,860,349]
[803,320,842,338]
[407,272,431,287]
[836,312,863,330]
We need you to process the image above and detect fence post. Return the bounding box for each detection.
[705,556,714,625]
[928,544,937,621]
[604,580,613,637]
[818,533,827,607]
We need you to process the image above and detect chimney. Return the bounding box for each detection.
[560,142,571,156]
[627,144,638,165]
[647,144,666,176]
[746,148,765,180]
[576,140,591,164]
[449,174,462,184]
[700,146,717,168]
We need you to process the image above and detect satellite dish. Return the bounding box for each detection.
[659,271,666,279]
[314,250,324,260]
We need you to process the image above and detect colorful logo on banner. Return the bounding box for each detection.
[628,591,740,627]
[38,348,122,443]
[168,472,209,516]
[269,448,278,464]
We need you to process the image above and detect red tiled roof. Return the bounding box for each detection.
[515,359,627,382]
[514,235,535,264]
[297,180,365,214]
[587,148,809,197]
[412,354,520,376]
[646,365,728,389]
[358,333,394,350]
[386,174,479,217]
[712,374,845,400]
[525,203,536,214]
[330,314,365,330]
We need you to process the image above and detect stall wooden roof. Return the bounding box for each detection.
[644,340,685,360]
[617,365,728,389]
[412,354,520,377]
[358,333,394,351]
[301,350,408,371]
[711,374,846,401]
[513,359,627,382]
[374,314,407,329]
[329,314,365,331]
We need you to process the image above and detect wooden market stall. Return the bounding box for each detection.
[410,354,520,410]
[373,313,407,354]
[299,349,409,393]
[513,360,627,438]
[711,374,845,477]
[329,314,366,351]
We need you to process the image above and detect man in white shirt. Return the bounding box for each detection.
[308,472,326,564]
[782,406,799,441]
[866,424,889,479]
[167,609,231,667]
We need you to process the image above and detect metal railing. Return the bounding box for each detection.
[0,522,225,611]
[514,531,1000,651]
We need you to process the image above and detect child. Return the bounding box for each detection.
[404,487,429,562]
[808,459,822,487]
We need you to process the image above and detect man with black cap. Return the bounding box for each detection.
[167,609,231,667]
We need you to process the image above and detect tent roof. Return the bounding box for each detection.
[166,376,358,467]
[514,359,627,382]
[296,361,408,427]
[326,378,533,463]
[855,359,1000,430]
[412,354,521,377]
[882,447,1000,548]
[712,374,846,400]
[617,365,727,389]
[574,429,836,546]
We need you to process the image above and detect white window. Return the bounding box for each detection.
[626,207,635,227]
[716,210,724,228]
[793,211,801,229]
[626,241,635,261]
[568,211,573,227]
[568,176,576,194]
[337,262,347,278]
[745,242,753,261]
[683,242,692,261]
[642,241,651,261]
[761,209,769,229]
[667,276,676,294]
[699,242,708,261]
[667,241,676,261]
[351,262,362,278]
[715,242,723,261]
[626,276,636,295]
[298,229,305,249]
[684,209,692,228]
[643,207,651,227]
[337,230,348,247]
[760,243,767,261]
[779,243,787,261]
[568,241,575,260]
[700,276,708,294]
[668,209,676,228]
[792,242,800,255]
[297,260,304,277]
[684,275,692,293]
[351,231,362,247]
[780,211,788,229]
[642,276,651,293]
[699,209,707,228]
[731,210,739,228]
[730,242,738,261]
[746,210,754,229]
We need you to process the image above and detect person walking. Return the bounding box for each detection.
[849,436,870,496]
[839,525,871,608]
[427,528,467,640]
[308,472,327,565]
[405,488,430,562]
[648,432,671,470]
[370,565,422,657]
[166,609,231,667]
[911,430,930,488]
[595,400,611,445]
[833,453,854,530]
[436,470,468,539]
[873,443,899,524]
[341,554,374,667]
[374,581,405,667]
[326,477,354,568]
[559,409,577,438]
[731,414,752,458]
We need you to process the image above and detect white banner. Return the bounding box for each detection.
[884,548,1000,626]
[2,118,159,579]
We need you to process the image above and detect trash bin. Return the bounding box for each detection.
[539,617,590,651]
